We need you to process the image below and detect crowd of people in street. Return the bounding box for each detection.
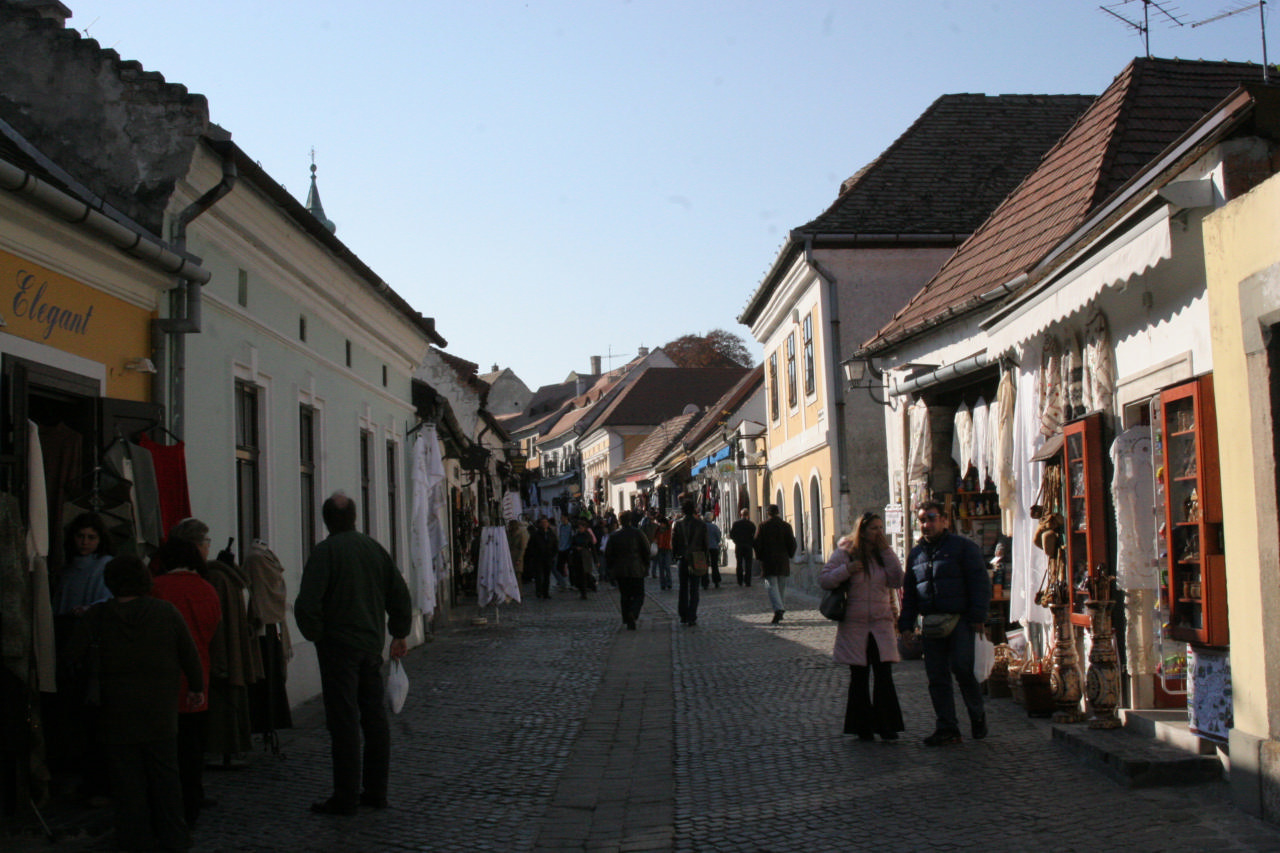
[40,491,992,851]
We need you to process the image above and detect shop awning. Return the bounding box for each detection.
[536,471,577,487]
[690,446,732,476]
[982,205,1172,356]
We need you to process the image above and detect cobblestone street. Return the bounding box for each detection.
[18,581,1280,852]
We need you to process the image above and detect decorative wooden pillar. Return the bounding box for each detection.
[1086,598,1122,728]
[1049,601,1086,723]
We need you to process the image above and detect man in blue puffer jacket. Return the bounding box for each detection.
[898,500,991,746]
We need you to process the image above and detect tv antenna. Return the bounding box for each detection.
[1190,1,1269,83]
[1099,0,1187,57]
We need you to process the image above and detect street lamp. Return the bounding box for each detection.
[842,356,897,408]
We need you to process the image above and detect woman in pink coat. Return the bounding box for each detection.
[819,512,905,740]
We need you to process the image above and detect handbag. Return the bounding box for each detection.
[921,612,961,638]
[650,541,659,557]
[689,551,709,575]
[819,582,848,621]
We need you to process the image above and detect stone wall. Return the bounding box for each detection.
[0,1,208,235]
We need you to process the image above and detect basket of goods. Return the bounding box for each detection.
[989,644,1014,698]
[1020,655,1056,717]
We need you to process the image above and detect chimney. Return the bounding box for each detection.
[637,346,649,357]
[590,355,602,375]
[491,363,499,372]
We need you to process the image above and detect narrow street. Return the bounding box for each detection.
[22,581,1280,853]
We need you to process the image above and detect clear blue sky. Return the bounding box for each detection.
[65,1,1267,390]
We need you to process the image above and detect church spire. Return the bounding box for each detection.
[305,148,336,234]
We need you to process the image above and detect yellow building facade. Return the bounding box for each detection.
[1204,169,1280,820]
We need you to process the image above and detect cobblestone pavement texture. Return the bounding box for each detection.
[10,580,1280,852]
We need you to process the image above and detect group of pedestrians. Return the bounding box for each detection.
[817,501,992,747]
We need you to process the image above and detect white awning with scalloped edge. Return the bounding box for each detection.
[982,205,1172,356]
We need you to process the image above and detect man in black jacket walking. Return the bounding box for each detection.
[754,505,796,624]
[897,501,991,746]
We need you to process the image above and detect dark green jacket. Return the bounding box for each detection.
[295,530,412,656]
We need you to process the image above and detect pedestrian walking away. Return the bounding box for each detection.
[526,516,558,599]
[294,492,412,815]
[897,500,992,746]
[605,510,651,629]
[701,512,723,590]
[672,500,709,626]
[754,504,796,624]
[728,508,756,586]
[819,512,905,741]
[654,514,674,590]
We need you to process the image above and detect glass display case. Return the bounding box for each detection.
[1158,376,1226,646]
[1062,413,1107,628]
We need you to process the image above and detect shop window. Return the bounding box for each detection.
[786,333,797,408]
[235,381,263,556]
[792,483,805,551]
[300,404,317,556]
[809,475,822,553]
[768,353,779,421]
[803,314,815,397]
[360,429,374,533]
[386,439,399,560]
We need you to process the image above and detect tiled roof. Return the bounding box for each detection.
[802,94,1096,237]
[739,93,1094,325]
[613,412,700,479]
[863,57,1271,352]
[590,368,750,429]
[682,365,765,449]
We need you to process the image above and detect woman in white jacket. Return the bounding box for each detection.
[818,512,905,740]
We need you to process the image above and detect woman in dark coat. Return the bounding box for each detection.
[72,555,204,852]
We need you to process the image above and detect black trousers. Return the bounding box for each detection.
[316,639,391,806]
[734,548,752,585]
[617,577,645,624]
[844,634,904,737]
[176,711,207,826]
[106,738,188,852]
[534,556,553,598]
[678,561,700,623]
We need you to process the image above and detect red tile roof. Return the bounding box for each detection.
[739,93,1094,325]
[862,57,1271,353]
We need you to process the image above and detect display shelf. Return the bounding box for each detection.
[1062,413,1106,628]
[1158,376,1226,646]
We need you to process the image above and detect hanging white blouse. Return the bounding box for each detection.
[411,429,447,616]
[953,402,973,477]
[1084,311,1116,415]
[1110,425,1158,591]
[1039,335,1063,438]
[995,370,1017,535]
[971,396,989,488]
[907,399,932,485]
[1012,362,1052,628]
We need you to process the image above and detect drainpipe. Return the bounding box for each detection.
[151,150,237,438]
[803,237,849,544]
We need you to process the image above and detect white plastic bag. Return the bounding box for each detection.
[387,659,409,714]
[974,635,996,682]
